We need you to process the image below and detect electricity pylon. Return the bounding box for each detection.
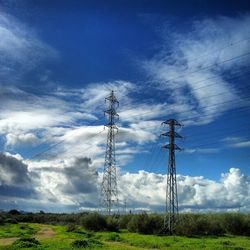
[101,90,119,215]
[161,119,182,234]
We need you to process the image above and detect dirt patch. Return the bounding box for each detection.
[0,225,55,246]
[35,225,55,240]
[0,237,19,246]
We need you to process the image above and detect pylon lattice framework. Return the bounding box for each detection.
[162,119,182,234]
[101,90,119,215]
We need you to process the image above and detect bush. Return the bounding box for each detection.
[106,216,119,232]
[205,214,225,235]
[71,239,89,248]
[106,233,121,241]
[223,213,250,236]
[127,213,162,234]
[4,217,18,224]
[81,213,107,231]
[118,214,133,229]
[71,239,103,249]
[175,213,228,236]
[0,215,5,225]
[12,237,41,249]
[66,223,78,232]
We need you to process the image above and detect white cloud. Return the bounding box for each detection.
[2,145,249,212]
[118,168,250,211]
[119,104,166,123]
[222,136,250,148]
[79,80,135,113]
[0,82,162,170]
[6,132,39,147]
[229,140,250,148]
[142,15,250,125]
[184,148,220,154]
[0,85,98,147]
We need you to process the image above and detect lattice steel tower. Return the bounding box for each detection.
[101,90,119,215]
[162,119,182,234]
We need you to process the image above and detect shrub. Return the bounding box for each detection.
[106,216,119,232]
[4,217,18,224]
[176,214,226,236]
[12,237,41,249]
[0,215,5,225]
[127,213,162,234]
[118,214,133,229]
[81,213,107,231]
[71,239,89,248]
[223,213,250,236]
[66,223,78,232]
[176,214,208,235]
[71,239,103,249]
[106,233,121,241]
[205,214,225,235]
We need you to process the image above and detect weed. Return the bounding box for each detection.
[71,239,103,249]
[12,237,41,249]
[106,233,121,241]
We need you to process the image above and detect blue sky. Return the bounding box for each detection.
[0,0,250,212]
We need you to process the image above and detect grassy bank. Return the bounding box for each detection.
[0,223,249,250]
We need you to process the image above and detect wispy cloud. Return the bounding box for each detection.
[222,136,250,148]
[0,12,58,80]
[229,140,250,148]
[183,148,220,154]
[142,15,250,125]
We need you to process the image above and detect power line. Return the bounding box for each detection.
[180,105,250,124]
[29,127,105,160]
[126,98,250,134]
[156,50,250,86]
[147,143,163,172]
[183,136,250,151]
[120,85,250,123]
[120,56,250,120]
[185,124,250,144]
[145,37,250,90]
[184,130,250,151]
[184,121,250,139]
[139,138,160,171]
[148,65,250,97]
[178,36,250,67]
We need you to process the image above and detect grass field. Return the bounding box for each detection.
[0,223,249,250]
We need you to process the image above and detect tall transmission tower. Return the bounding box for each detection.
[161,119,182,234]
[101,90,119,215]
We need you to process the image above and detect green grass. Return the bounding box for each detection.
[96,230,250,250]
[0,223,39,238]
[0,223,249,250]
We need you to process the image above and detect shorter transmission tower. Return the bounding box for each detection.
[161,119,182,234]
[101,90,119,215]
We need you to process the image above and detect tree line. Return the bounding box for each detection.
[1,210,250,236]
